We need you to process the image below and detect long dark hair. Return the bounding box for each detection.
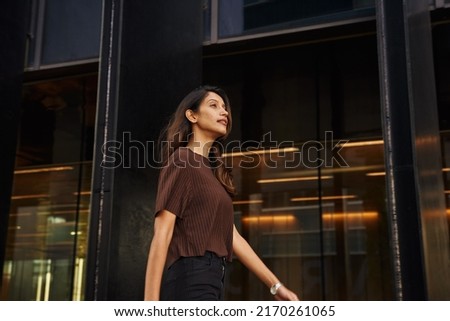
[158,85,235,195]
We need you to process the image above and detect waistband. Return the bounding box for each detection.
[169,251,227,270]
[204,251,227,264]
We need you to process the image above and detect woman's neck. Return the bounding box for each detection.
[187,140,213,158]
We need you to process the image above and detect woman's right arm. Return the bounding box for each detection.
[144,209,176,300]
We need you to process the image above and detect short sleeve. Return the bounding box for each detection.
[154,161,191,218]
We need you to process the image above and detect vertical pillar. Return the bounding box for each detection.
[0,1,29,285]
[376,0,450,299]
[85,0,203,300]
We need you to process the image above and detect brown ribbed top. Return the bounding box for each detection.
[155,147,234,267]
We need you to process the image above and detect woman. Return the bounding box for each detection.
[145,85,299,301]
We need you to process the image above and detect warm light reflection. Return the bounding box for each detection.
[223,147,299,157]
[366,172,385,177]
[16,233,49,238]
[46,209,90,215]
[257,175,332,184]
[291,195,356,202]
[368,168,449,176]
[242,215,296,224]
[233,200,263,205]
[447,209,450,216]
[9,212,31,217]
[73,191,91,196]
[11,194,49,200]
[322,211,378,220]
[14,166,74,174]
[339,140,384,148]
[73,258,84,301]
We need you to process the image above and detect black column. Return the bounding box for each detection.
[85,0,203,300]
[376,0,450,300]
[0,1,29,284]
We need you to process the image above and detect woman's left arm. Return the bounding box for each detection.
[232,225,300,301]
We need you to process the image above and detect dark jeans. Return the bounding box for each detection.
[160,251,226,301]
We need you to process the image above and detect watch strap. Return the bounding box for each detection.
[270,282,283,295]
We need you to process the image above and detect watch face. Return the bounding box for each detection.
[270,283,280,295]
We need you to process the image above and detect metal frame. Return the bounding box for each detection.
[210,0,218,43]
[25,58,99,72]
[33,0,46,70]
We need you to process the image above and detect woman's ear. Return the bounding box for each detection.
[185,109,197,123]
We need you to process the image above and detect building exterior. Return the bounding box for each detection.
[1,0,449,301]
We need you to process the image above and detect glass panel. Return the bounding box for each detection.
[218,0,375,38]
[2,74,97,300]
[442,132,450,233]
[434,23,450,232]
[219,0,244,38]
[41,0,102,65]
[204,34,393,300]
[5,162,92,300]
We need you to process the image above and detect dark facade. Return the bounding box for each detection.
[1,0,450,301]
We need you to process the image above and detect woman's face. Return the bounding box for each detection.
[190,91,229,140]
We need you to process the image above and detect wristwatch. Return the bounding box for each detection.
[270,282,283,295]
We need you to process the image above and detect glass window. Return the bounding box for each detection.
[26,0,102,68]
[216,0,375,39]
[434,23,450,232]
[204,34,393,300]
[442,132,450,233]
[2,74,97,300]
[41,0,102,65]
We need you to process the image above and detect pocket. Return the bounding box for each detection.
[167,257,183,270]
[164,257,187,283]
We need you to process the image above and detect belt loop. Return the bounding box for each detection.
[205,251,213,265]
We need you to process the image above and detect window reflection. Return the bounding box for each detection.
[2,75,97,300]
[226,138,389,300]
[26,0,102,68]
[442,131,450,232]
[205,33,393,300]
[217,0,375,39]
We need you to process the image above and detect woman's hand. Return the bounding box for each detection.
[274,285,300,301]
